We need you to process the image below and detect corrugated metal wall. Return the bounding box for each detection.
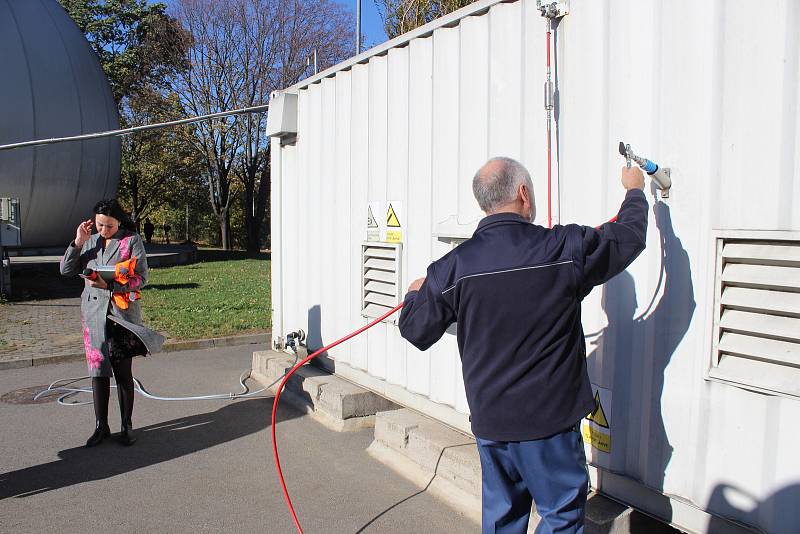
[271,1,800,532]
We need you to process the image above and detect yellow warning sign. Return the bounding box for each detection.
[586,391,609,429]
[387,204,401,227]
[582,385,612,457]
[582,423,611,453]
[386,201,403,243]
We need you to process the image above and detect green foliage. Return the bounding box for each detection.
[141,257,271,339]
[376,0,476,38]
[118,90,204,226]
[58,0,188,102]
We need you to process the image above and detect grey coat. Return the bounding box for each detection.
[60,229,165,377]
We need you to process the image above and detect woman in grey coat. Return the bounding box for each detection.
[60,199,164,447]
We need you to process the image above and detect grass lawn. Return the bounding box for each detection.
[141,255,271,340]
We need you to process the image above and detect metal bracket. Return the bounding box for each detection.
[660,168,671,198]
[536,0,569,19]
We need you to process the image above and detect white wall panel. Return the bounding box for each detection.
[271,1,800,532]
[367,56,389,380]
[349,64,370,371]
[430,25,461,407]
[385,47,410,387]
[488,2,523,160]
[333,71,353,365]
[406,37,434,397]
[458,15,489,223]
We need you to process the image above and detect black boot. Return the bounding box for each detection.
[114,358,136,446]
[86,377,111,447]
[119,419,137,446]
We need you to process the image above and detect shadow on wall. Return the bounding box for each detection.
[304,304,336,372]
[0,399,290,499]
[307,304,323,354]
[586,200,696,524]
[707,483,800,534]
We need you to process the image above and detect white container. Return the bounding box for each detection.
[269,1,800,532]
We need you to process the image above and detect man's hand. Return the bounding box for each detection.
[621,166,645,191]
[407,277,425,293]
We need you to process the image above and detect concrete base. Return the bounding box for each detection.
[370,409,681,534]
[250,351,681,532]
[250,350,399,432]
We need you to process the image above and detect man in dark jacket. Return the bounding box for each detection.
[399,157,647,533]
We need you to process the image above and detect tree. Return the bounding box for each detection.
[58,0,188,103]
[117,90,203,229]
[375,0,476,38]
[172,0,353,250]
[59,0,193,228]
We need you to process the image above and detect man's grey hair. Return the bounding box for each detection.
[472,157,535,215]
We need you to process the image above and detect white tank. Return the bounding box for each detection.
[0,0,120,249]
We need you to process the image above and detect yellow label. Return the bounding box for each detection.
[582,422,611,453]
[386,230,402,243]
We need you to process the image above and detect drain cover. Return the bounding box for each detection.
[1,385,62,405]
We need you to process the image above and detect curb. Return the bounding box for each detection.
[251,350,399,431]
[0,332,270,371]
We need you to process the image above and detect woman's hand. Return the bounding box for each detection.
[75,219,93,248]
[86,276,108,289]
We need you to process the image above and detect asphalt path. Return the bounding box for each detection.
[0,344,477,533]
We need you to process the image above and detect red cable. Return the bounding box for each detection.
[546,27,552,229]
[271,303,405,533]
[272,212,623,531]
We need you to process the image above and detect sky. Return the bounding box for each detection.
[352,0,389,50]
[159,0,389,55]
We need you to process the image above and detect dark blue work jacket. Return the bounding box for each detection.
[399,189,648,441]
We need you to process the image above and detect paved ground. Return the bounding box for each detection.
[0,297,83,360]
[0,344,478,533]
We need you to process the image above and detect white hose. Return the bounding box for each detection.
[33,353,298,406]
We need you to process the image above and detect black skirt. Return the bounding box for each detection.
[106,318,147,363]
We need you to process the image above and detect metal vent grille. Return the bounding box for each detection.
[361,243,402,322]
[711,239,800,395]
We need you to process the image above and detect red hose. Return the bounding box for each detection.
[546,27,553,228]
[271,303,405,533]
[271,213,622,531]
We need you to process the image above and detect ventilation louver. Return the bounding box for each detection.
[361,243,402,322]
[711,239,800,396]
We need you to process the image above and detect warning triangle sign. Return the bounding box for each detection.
[586,391,610,429]
[367,206,379,228]
[386,204,401,228]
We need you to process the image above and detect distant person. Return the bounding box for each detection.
[60,199,164,447]
[143,219,155,244]
[399,157,648,533]
[163,222,171,245]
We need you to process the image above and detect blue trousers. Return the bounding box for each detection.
[476,426,588,534]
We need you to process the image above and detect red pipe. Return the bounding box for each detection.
[271,303,405,533]
[271,213,621,532]
[546,27,553,228]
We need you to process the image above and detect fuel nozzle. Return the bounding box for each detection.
[618,141,672,196]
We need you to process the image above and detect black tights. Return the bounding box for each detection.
[91,357,134,426]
